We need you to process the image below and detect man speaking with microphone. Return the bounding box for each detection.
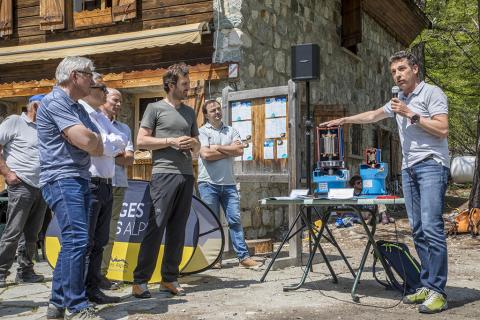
[321,51,449,314]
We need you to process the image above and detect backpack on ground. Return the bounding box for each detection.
[372,240,421,294]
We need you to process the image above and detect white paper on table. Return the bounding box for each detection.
[327,188,355,199]
[276,139,288,159]
[268,189,309,200]
[265,97,287,118]
[263,140,275,160]
[231,101,252,121]
[232,120,252,140]
[265,117,287,139]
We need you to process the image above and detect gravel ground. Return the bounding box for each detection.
[1,188,478,320]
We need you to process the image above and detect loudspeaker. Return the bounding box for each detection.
[291,43,319,81]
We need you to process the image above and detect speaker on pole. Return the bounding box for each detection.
[291,43,319,81]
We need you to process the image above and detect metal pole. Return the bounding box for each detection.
[305,81,313,268]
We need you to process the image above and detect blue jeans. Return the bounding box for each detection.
[41,177,91,312]
[402,158,449,296]
[198,182,250,261]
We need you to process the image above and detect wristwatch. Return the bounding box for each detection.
[410,113,420,124]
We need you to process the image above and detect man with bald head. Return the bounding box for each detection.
[99,88,134,290]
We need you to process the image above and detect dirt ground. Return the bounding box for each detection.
[1,187,478,320]
[119,186,480,320]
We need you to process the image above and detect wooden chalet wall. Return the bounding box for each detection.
[0,1,214,82]
[6,0,213,45]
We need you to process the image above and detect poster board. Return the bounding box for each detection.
[225,87,289,176]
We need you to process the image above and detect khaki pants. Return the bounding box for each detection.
[101,187,126,276]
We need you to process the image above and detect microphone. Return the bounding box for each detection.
[391,86,400,99]
[391,86,400,119]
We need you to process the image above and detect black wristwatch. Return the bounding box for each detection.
[410,113,420,124]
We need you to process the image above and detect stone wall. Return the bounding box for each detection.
[211,0,408,239]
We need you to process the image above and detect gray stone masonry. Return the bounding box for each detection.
[209,0,412,240]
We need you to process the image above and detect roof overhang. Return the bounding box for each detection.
[0,63,229,98]
[0,22,208,65]
[363,0,431,46]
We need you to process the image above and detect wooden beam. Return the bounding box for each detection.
[0,63,228,98]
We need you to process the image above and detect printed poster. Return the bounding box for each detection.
[231,101,252,121]
[265,117,287,139]
[277,139,288,159]
[232,120,252,141]
[264,140,275,160]
[265,97,287,118]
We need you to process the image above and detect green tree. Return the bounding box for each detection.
[414,0,480,207]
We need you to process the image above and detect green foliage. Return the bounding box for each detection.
[413,0,480,155]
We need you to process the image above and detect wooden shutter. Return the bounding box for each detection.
[184,80,206,130]
[0,0,12,37]
[112,0,137,22]
[40,0,65,31]
[341,0,362,48]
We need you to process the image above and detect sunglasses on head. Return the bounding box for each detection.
[91,83,108,94]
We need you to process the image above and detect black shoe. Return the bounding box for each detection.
[87,288,121,304]
[15,271,44,284]
[98,276,121,290]
[46,303,65,319]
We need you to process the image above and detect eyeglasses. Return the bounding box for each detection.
[75,70,93,77]
[91,83,108,94]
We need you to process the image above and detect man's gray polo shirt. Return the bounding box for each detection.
[112,120,134,188]
[198,122,241,185]
[37,86,100,186]
[0,113,40,188]
[383,81,449,169]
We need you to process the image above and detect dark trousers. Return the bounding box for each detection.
[0,180,47,275]
[85,180,113,291]
[133,173,194,284]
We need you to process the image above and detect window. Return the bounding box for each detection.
[73,0,137,28]
[341,0,362,54]
[73,0,112,12]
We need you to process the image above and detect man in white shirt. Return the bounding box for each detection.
[99,88,134,290]
[79,76,127,305]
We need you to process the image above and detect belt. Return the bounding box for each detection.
[91,177,112,185]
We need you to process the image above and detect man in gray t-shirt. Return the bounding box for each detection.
[321,51,449,314]
[0,95,47,287]
[132,63,200,299]
[197,100,259,268]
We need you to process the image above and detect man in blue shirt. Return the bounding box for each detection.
[37,56,104,320]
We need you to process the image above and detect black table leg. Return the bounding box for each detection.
[283,208,338,291]
[349,206,396,302]
[260,206,304,282]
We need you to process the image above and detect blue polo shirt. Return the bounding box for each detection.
[37,86,100,186]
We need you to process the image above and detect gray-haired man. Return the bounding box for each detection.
[0,95,48,288]
[37,56,104,320]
